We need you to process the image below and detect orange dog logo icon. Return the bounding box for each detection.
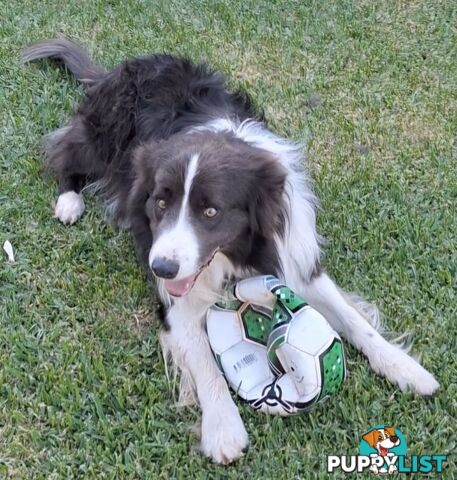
[362,426,401,474]
[363,426,400,457]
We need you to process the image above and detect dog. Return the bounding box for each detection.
[363,427,401,457]
[363,427,401,474]
[22,38,439,464]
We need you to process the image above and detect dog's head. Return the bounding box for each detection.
[128,131,286,297]
[362,427,400,456]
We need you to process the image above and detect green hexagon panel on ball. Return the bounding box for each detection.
[206,275,347,415]
[240,304,276,345]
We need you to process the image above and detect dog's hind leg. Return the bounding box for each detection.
[54,175,86,225]
[45,124,90,225]
[296,271,439,396]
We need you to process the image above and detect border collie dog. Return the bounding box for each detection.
[23,38,438,464]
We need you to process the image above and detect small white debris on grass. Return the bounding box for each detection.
[3,240,15,262]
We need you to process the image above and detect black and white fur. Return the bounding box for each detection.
[23,38,439,464]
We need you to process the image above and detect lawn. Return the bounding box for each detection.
[1,0,456,478]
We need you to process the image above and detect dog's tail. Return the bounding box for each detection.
[22,37,106,84]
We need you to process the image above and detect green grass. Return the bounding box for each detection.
[1,0,456,478]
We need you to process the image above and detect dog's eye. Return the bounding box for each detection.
[156,199,167,210]
[203,207,218,218]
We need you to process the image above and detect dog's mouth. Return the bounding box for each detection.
[163,250,219,297]
[379,445,388,457]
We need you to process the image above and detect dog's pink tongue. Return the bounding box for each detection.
[164,275,197,297]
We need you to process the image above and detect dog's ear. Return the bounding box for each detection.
[131,143,157,181]
[385,426,396,437]
[126,143,158,264]
[247,153,286,239]
[362,430,378,447]
[128,143,157,214]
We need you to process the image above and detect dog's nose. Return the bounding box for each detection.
[390,435,399,444]
[151,257,179,279]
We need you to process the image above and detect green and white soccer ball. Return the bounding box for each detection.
[206,275,346,415]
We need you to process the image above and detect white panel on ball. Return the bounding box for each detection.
[277,344,320,398]
[220,342,271,397]
[286,307,334,355]
[206,308,244,354]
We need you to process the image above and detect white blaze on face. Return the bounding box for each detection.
[149,154,201,295]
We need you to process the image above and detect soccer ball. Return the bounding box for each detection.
[206,275,346,415]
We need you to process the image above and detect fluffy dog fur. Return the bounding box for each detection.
[23,38,439,464]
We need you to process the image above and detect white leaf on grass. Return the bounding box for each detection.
[3,240,15,262]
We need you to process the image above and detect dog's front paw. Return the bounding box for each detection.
[199,402,248,464]
[370,344,439,396]
[54,191,85,225]
[410,369,440,396]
